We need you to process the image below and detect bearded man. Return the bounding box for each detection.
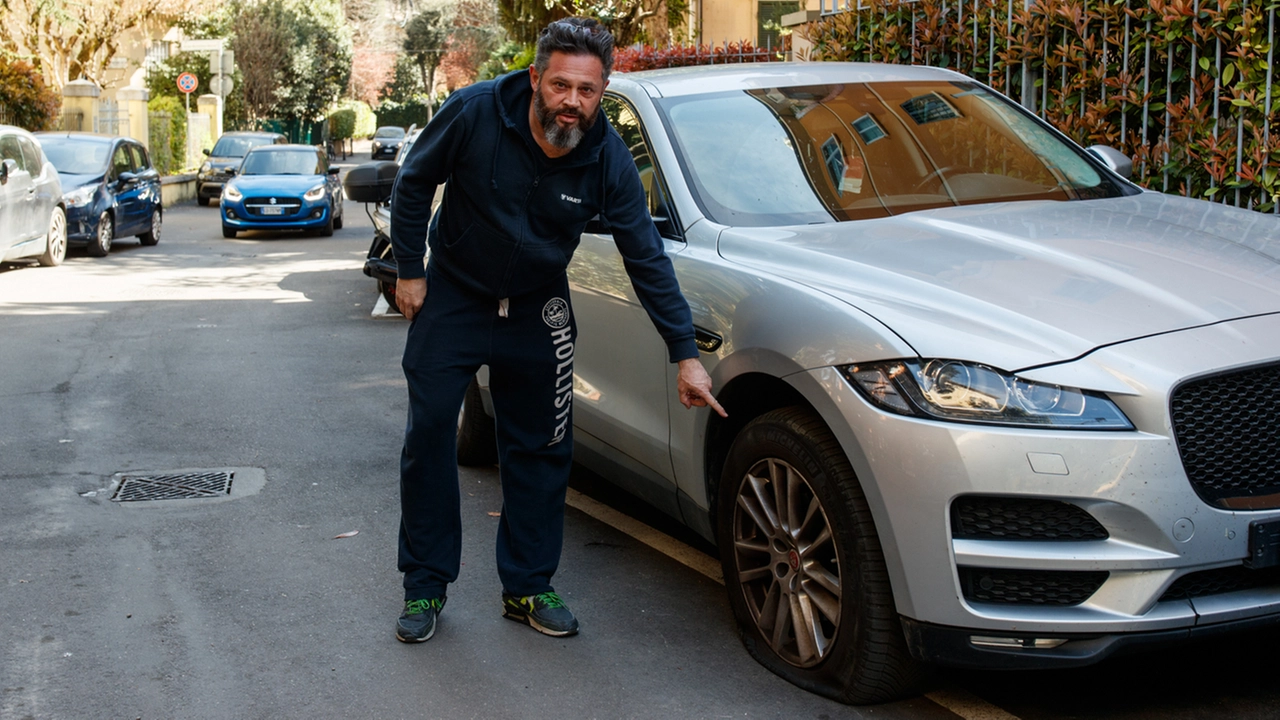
[387,17,725,643]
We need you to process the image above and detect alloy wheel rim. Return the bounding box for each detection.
[50,209,66,261]
[151,211,161,241]
[732,457,842,668]
[99,214,112,252]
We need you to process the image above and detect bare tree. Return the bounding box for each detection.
[0,0,197,90]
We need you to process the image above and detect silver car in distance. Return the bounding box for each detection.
[451,62,1280,704]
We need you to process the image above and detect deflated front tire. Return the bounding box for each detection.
[717,406,926,704]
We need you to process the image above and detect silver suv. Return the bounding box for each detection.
[0,125,66,266]
[418,63,1280,704]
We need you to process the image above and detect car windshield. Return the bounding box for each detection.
[240,150,320,176]
[656,81,1128,227]
[374,127,404,139]
[212,136,274,158]
[39,138,110,175]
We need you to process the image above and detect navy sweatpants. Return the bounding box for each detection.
[398,264,576,601]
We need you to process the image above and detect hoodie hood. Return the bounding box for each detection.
[717,192,1280,371]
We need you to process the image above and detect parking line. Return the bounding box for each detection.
[925,689,1021,720]
[565,487,724,584]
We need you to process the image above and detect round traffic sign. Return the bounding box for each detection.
[176,72,198,94]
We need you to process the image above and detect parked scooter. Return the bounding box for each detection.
[343,161,401,313]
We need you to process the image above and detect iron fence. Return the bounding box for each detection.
[95,99,129,136]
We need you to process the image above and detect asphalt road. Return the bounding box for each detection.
[3,189,1280,720]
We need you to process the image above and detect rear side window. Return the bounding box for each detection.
[1,134,27,171]
[19,138,43,174]
[129,144,150,171]
[110,144,132,178]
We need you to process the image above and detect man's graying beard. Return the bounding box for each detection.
[533,80,598,150]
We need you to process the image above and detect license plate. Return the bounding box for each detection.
[262,206,284,216]
[1246,518,1280,568]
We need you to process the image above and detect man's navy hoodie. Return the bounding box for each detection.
[389,69,698,363]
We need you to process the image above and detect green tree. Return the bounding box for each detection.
[403,9,449,121]
[379,54,425,104]
[496,0,567,45]
[231,0,290,127]
[272,0,353,124]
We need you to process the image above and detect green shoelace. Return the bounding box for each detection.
[404,598,442,615]
[534,591,567,609]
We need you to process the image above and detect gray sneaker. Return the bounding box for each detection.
[501,591,579,637]
[396,596,445,643]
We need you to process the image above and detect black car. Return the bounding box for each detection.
[370,126,406,160]
[197,131,287,206]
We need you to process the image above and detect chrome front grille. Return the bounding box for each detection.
[244,197,303,217]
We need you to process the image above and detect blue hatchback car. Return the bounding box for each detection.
[34,133,162,256]
[220,144,344,238]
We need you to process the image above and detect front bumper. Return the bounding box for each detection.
[371,145,400,159]
[64,204,101,244]
[221,196,331,231]
[798,313,1280,667]
[198,178,230,199]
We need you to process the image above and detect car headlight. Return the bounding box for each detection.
[841,359,1133,429]
[63,184,97,207]
[199,162,211,174]
[372,142,381,150]
[223,185,243,202]
[303,184,326,201]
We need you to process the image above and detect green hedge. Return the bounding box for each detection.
[376,97,433,131]
[148,96,187,175]
[0,57,60,130]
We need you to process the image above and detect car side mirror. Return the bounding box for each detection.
[0,158,12,185]
[1086,145,1133,180]
[227,167,237,177]
[202,148,211,157]
[583,214,611,234]
[118,171,137,184]
[327,166,340,176]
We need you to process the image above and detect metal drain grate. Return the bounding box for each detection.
[111,471,235,502]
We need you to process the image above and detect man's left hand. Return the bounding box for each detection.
[677,358,727,417]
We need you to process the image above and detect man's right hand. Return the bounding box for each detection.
[395,277,427,321]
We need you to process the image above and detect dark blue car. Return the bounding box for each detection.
[220,144,344,238]
[34,133,162,256]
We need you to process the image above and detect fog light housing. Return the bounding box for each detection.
[226,210,237,219]
[312,209,323,218]
[970,636,1068,649]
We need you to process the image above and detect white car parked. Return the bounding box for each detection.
[0,125,66,266]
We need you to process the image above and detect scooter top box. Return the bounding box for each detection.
[344,161,399,204]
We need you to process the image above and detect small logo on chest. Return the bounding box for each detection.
[560,193,582,204]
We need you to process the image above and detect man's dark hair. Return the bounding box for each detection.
[534,17,615,81]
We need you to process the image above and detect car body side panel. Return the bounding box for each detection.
[663,226,917,512]
[568,234,685,499]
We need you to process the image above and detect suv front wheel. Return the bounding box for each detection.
[717,406,924,705]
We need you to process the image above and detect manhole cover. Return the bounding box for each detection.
[112,471,234,502]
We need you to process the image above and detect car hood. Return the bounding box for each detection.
[206,157,243,171]
[59,173,104,190]
[716,192,1280,372]
[228,175,326,195]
